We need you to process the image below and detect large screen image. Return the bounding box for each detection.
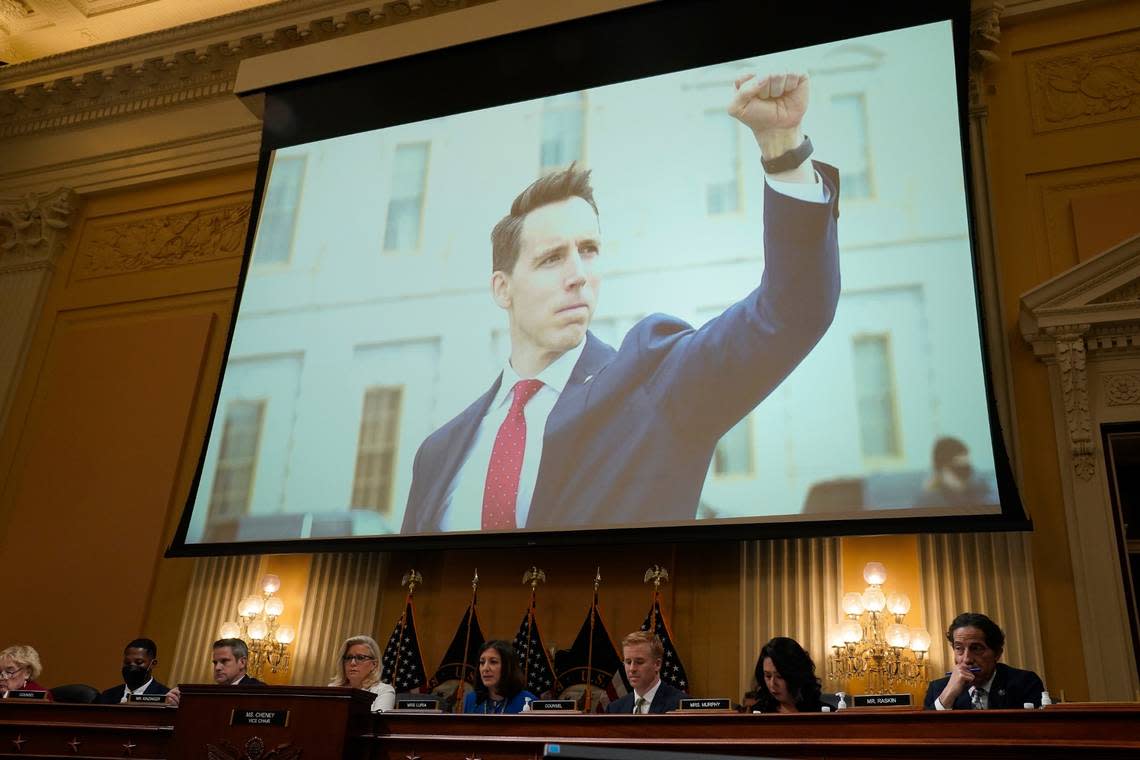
[179,13,1013,548]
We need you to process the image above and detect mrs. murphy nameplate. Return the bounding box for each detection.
[230,709,290,726]
[679,698,732,711]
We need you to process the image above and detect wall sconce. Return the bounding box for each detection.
[220,573,295,677]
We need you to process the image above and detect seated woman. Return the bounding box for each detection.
[463,640,535,714]
[328,635,395,712]
[0,645,53,700]
[753,636,825,713]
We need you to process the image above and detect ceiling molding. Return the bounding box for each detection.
[0,0,494,138]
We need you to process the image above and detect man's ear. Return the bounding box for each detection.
[491,270,511,309]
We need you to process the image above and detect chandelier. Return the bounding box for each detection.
[826,562,931,694]
[219,573,296,677]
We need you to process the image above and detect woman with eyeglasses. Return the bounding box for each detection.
[463,640,535,715]
[0,645,52,700]
[328,635,394,712]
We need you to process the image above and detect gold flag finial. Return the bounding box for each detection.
[472,569,479,591]
[644,565,669,591]
[593,566,602,593]
[522,566,547,590]
[400,569,423,595]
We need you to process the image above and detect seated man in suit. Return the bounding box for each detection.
[165,637,265,706]
[606,631,685,714]
[923,612,1044,710]
[96,638,169,704]
[402,70,840,534]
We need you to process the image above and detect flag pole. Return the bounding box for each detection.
[584,567,601,713]
[643,565,669,632]
[521,567,546,686]
[453,569,479,712]
[394,569,422,686]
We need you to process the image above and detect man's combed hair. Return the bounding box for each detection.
[213,637,249,660]
[621,630,664,661]
[491,163,599,274]
[946,612,1005,652]
[126,638,158,658]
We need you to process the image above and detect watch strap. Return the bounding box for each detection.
[761,134,813,174]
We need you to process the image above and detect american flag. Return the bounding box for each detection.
[641,597,689,691]
[512,597,560,698]
[554,599,628,711]
[380,599,428,692]
[429,602,485,691]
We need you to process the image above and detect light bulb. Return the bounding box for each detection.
[841,592,865,616]
[887,592,911,616]
[861,587,886,613]
[840,619,863,644]
[863,562,887,586]
[248,620,268,641]
[243,595,264,616]
[827,623,845,649]
[261,574,281,594]
[909,628,932,653]
[264,596,285,617]
[219,621,241,639]
[275,625,296,645]
[886,623,911,648]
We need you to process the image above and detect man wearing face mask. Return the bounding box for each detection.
[916,436,998,508]
[95,638,169,704]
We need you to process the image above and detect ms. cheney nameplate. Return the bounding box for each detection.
[230,709,290,726]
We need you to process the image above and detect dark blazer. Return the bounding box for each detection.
[95,678,169,704]
[234,675,266,686]
[923,662,1044,709]
[606,680,686,714]
[402,164,841,533]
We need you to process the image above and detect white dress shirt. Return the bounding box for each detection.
[438,174,825,531]
[632,678,663,714]
[119,677,155,703]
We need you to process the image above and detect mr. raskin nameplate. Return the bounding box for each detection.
[230,709,290,726]
[128,693,166,704]
[852,693,912,707]
[396,698,442,711]
[679,698,732,711]
[529,699,578,711]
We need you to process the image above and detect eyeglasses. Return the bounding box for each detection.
[1,667,25,678]
[342,654,376,663]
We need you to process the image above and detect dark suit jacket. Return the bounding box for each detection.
[605,680,686,714]
[922,662,1044,709]
[402,164,841,533]
[95,678,169,704]
[234,675,266,686]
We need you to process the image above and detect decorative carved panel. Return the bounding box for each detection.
[1053,327,1095,480]
[75,200,250,279]
[1027,39,1140,132]
[0,187,76,270]
[1104,371,1140,406]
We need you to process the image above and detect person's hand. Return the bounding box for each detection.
[728,71,810,136]
[938,662,977,708]
[165,686,181,707]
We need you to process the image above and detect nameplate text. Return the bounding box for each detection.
[5,690,47,700]
[853,693,912,707]
[530,699,578,711]
[230,709,290,726]
[127,693,166,704]
[679,697,732,711]
[396,698,441,711]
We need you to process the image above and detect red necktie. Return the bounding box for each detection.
[482,379,544,530]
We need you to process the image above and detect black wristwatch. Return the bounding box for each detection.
[761,135,813,174]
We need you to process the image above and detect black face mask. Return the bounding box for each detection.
[122,665,151,690]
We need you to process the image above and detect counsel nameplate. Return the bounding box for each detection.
[530,699,578,711]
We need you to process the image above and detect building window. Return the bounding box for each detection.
[351,386,404,513]
[254,156,305,265]
[207,399,266,521]
[852,334,901,459]
[831,93,873,199]
[705,109,741,214]
[714,416,753,477]
[384,142,430,251]
[540,92,586,174]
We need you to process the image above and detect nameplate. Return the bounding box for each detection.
[679,698,732,711]
[5,690,47,700]
[529,699,578,711]
[230,709,290,726]
[127,693,166,704]
[852,693,912,707]
[396,698,441,711]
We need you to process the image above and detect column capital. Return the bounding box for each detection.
[0,188,77,272]
[970,1,1005,113]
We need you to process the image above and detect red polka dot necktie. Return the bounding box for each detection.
[482,379,544,530]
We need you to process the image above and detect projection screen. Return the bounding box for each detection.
[171,0,1027,554]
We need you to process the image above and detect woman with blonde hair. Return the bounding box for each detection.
[329,635,394,712]
[1,645,52,700]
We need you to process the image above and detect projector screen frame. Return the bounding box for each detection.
[167,0,1030,559]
